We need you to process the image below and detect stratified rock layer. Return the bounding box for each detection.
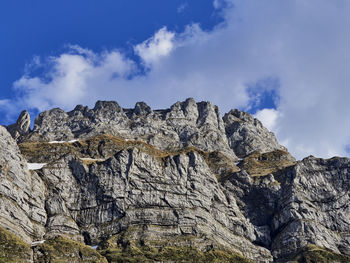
[271,156,350,260]
[0,126,46,244]
[0,99,350,263]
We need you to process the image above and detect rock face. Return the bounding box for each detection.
[0,99,350,263]
[0,126,46,244]
[23,99,237,160]
[6,110,31,142]
[223,109,285,158]
[271,156,350,259]
[222,153,350,262]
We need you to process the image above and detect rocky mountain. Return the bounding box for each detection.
[0,99,349,263]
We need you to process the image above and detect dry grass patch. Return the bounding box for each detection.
[19,134,239,178]
[238,150,296,177]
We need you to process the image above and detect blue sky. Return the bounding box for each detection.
[1,0,350,159]
[0,0,220,106]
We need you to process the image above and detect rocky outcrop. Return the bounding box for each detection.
[1,99,350,263]
[31,139,271,261]
[13,100,288,161]
[0,126,46,244]
[6,110,31,142]
[22,99,238,160]
[271,156,350,260]
[223,109,285,158]
[222,154,350,262]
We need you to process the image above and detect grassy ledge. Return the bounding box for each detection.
[19,134,239,176]
[33,236,107,263]
[238,149,296,177]
[97,227,253,263]
[288,244,350,263]
[0,226,32,263]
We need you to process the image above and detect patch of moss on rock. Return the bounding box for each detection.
[288,244,350,263]
[33,236,107,263]
[0,226,32,263]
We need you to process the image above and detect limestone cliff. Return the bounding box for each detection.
[0,99,349,263]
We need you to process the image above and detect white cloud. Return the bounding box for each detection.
[134,27,175,66]
[6,0,350,160]
[254,108,278,131]
[13,47,136,111]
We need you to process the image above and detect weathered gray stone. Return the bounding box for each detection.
[23,99,239,160]
[36,147,272,262]
[6,110,31,142]
[0,126,46,245]
[1,99,350,262]
[222,154,350,261]
[271,156,350,260]
[223,109,285,157]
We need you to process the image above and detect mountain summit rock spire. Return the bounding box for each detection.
[6,109,30,141]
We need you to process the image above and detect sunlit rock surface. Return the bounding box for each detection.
[1,99,349,263]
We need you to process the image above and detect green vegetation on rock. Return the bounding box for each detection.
[19,134,239,176]
[33,236,107,263]
[289,244,350,263]
[101,245,253,263]
[98,228,253,263]
[0,226,32,263]
[99,242,253,263]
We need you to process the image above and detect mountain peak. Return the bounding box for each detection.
[8,99,286,161]
[1,99,349,262]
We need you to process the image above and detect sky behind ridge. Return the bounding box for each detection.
[1,0,350,160]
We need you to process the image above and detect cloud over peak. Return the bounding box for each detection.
[3,0,350,160]
[134,27,175,66]
[13,46,136,111]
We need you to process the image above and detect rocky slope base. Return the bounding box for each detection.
[0,99,349,262]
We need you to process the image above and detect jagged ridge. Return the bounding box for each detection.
[0,99,349,263]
